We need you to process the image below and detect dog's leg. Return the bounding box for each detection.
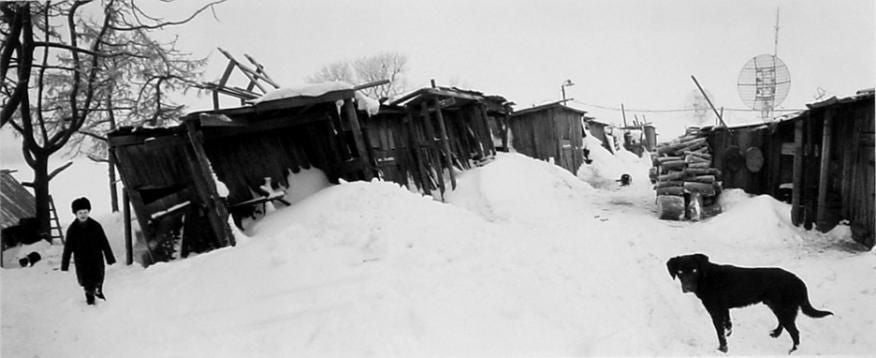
[766,302,784,338]
[707,308,728,353]
[723,310,732,337]
[776,308,800,353]
[770,322,784,338]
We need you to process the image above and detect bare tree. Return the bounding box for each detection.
[1,0,222,238]
[308,52,408,100]
[66,27,208,212]
[352,52,407,99]
[306,60,354,83]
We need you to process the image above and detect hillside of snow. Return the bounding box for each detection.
[2,147,874,357]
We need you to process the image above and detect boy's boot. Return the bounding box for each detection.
[85,289,96,305]
[95,283,106,300]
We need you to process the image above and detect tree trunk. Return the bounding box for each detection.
[31,153,52,240]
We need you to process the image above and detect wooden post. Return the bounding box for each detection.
[432,98,456,190]
[621,103,628,128]
[478,105,497,156]
[183,120,235,247]
[419,103,446,196]
[405,112,431,195]
[816,110,833,231]
[791,118,805,226]
[343,98,374,180]
[123,189,133,265]
[691,75,727,127]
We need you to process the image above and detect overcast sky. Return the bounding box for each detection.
[2,0,874,169]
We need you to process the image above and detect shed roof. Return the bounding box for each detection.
[184,87,358,122]
[711,88,875,132]
[1,170,35,229]
[390,86,511,112]
[511,100,588,118]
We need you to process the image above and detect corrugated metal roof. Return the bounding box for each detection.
[1,170,36,229]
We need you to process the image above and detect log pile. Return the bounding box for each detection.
[650,130,722,221]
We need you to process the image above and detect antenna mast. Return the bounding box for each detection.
[774,8,780,57]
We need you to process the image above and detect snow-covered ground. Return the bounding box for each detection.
[2,144,874,357]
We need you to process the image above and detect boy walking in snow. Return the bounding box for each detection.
[61,197,116,305]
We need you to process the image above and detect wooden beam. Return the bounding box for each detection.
[816,110,833,231]
[478,105,496,156]
[432,98,456,190]
[183,120,236,247]
[213,61,236,110]
[690,75,727,127]
[419,103,446,196]
[123,189,133,265]
[791,118,805,226]
[343,98,374,180]
[405,112,431,196]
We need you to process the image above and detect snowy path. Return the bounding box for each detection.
[2,153,874,357]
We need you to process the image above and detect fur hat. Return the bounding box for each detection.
[71,197,91,213]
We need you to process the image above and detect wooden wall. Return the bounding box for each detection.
[365,99,497,197]
[706,94,874,248]
[510,107,584,173]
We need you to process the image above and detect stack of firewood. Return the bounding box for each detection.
[650,130,722,221]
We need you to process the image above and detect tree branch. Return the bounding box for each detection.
[109,0,225,31]
[77,129,108,142]
[47,160,73,181]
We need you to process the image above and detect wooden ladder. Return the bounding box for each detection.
[48,195,65,244]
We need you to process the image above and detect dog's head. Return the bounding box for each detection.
[666,253,710,294]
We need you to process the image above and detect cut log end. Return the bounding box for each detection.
[657,195,685,220]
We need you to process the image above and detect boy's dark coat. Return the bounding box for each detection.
[61,218,116,288]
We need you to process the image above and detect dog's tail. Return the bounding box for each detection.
[801,287,833,318]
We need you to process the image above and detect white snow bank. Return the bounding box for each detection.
[446,152,595,222]
[2,152,874,358]
[577,128,652,189]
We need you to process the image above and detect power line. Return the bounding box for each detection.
[569,100,803,113]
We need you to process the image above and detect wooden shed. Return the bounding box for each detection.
[1,170,36,250]
[508,102,587,173]
[108,87,376,262]
[583,118,616,153]
[705,89,874,247]
[386,86,508,196]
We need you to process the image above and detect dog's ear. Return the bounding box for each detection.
[666,257,679,280]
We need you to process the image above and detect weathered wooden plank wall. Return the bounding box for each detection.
[706,94,874,247]
[510,106,585,173]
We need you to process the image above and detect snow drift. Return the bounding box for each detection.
[2,150,874,358]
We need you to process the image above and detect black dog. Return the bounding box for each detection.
[666,254,832,354]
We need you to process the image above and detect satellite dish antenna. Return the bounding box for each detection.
[737,54,790,121]
[737,9,790,121]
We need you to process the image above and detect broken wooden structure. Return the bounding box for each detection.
[508,101,590,173]
[582,118,615,154]
[109,87,377,264]
[386,86,510,196]
[703,89,874,247]
[199,48,281,109]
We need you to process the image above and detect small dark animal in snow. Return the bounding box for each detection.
[617,173,631,186]
[666,253,832,354]
[18,251,42,267]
